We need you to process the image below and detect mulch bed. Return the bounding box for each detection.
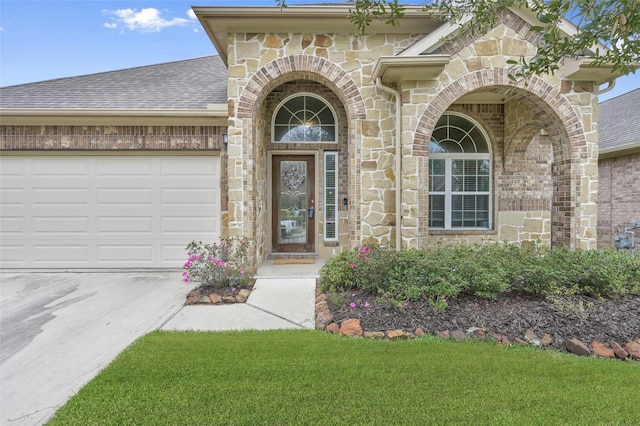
[326,290,640,346]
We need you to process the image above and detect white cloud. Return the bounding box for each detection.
[187,9,197,20]
[102,7,197,33]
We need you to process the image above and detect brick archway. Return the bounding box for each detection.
[414,70,589,248]
[232,55,367,265]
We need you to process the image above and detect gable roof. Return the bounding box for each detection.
[598,88,640,157]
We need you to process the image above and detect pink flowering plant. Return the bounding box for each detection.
[183,238,252,289]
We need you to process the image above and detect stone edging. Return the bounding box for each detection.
[314,286,640,362]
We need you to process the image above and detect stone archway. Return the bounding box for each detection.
[230,55,367,267]
[414,69,591,249]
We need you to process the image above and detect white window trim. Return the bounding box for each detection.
[271,93,338,144]
[429,113,493,230]
[323,151,339,241]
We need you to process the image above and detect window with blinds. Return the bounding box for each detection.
[324,152,338,241]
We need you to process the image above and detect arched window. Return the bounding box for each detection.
[273,94,336,143]
[429,113,492,229]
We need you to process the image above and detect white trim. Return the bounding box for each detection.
[271,93,338,144]
[323,151,339,242]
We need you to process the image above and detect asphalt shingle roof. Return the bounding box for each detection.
[0,56,228,110]
[598,88,640,151]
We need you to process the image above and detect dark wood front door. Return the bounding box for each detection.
[272,155,315,253]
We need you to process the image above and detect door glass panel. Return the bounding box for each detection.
[279,161,308,244]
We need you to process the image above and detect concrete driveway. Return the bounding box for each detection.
[0,271,190,426]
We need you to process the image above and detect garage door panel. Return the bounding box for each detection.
[97,217,154,233]
[97,245,154,263]
[97,188,153,205]
[0,156,220,268]
[33,245,91,263]
[32,188,89,205]
[32,217,89,234]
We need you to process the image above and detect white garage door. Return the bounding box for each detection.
[0,155,221,268]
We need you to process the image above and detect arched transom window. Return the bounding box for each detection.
[429,113,492,229]
[273,94,337,143]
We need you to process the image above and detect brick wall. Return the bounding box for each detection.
[597,152,640,249]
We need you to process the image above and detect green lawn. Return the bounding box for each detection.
[48,330,639,425]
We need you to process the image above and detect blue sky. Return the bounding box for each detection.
[1,0,637,101]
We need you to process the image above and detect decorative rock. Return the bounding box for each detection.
[198,295,212,304]
[414,327,426,337]
[541,333,553,347]
[450,330,466,341]
[514,337,529,346]
[315,309,334,330]
[591,341,615,358]
[467,327,485,339]
[340,318,363,337]
[524,329,541,346]
[186,289,202,304]
[624,341,640,360]
[610,340,629,360]
[565,338,591,356]
[386,329,410,340]
[436,330,450,339]
[552,333,564,350]
[487,332,503,342]
[236,289,251,303]
[222,295,236,303]
[364,331,385,339]
[325,322,340,333]
[500,335,512,345]
[209,294,221,304]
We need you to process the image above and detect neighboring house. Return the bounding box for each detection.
[0,4,631,270]
[597,89,640,249]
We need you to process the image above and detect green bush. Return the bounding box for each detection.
[319,243,640,311]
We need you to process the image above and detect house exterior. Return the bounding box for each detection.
[0,4,630,270]
[596,89,640,249]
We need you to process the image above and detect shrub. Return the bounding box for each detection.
[319,242,640,312]
[183,238,252,289]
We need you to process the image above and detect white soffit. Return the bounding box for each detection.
[372,55,450,83]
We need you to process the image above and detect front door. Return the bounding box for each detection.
[272,155,315,253]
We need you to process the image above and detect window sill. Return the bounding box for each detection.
[429,229,497,236]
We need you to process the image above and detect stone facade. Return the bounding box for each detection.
[223,10,599,269]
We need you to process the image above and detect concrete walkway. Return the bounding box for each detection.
[0,260,321,426]
[162,260,322,331]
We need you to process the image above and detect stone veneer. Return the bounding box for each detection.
[224,9,600,269]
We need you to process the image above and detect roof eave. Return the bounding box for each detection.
[0,106,229,126]
[372,55,450,83]
[564,57,640,84]
[599,142,640,159]
[193,5,441,66]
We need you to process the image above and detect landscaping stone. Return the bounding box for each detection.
[500,335,512,345]
[325,322,340,333]
[541,333,553,347]
[524,329,541,346]
[487,332,503,342]
[236,289,251,303]
[198,295,212,304]
[514,337,529,346]
[340,319,363,337]
[414,327,426,337]
[467,327,485,339]
[591,341,615,359]
[610,341,629,360]
[386,329,410,340]
[209,294,221,304]
[436,330,450,339]
[364,331,385,339]
[565,339,591,356]
[222,296,236,303]
[450,330,465,341]
[624,341,640,360]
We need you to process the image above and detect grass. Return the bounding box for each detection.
[48,330,639,425]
